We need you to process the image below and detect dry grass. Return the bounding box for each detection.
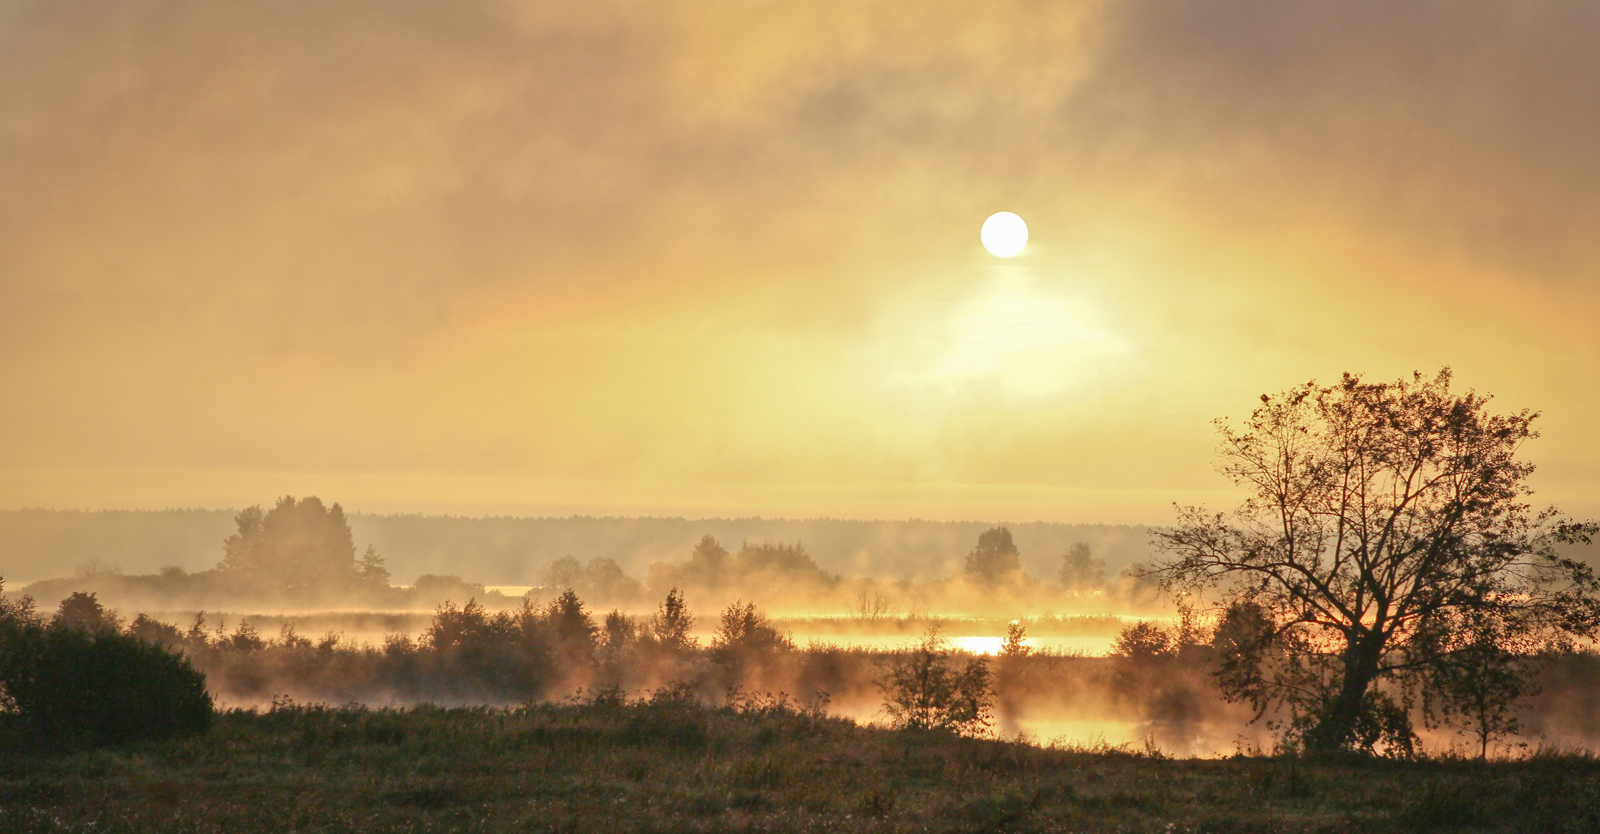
[2,699,1598,833]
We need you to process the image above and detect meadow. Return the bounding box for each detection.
[3,697,1599,833]
[10,505,1600,831]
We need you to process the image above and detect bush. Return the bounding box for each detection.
[711,601,793,667]
[0,581,213,748]
[880,627,992,735]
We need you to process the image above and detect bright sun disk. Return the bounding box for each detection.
[980,211,1028,257]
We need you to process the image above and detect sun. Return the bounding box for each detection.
[980,211,1028,257]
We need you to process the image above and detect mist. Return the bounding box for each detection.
[12,499,1600,758]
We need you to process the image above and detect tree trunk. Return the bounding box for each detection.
[1305,631,1382,751]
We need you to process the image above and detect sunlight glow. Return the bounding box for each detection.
[864,277,1135,408]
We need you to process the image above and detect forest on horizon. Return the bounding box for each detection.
[0,508,1154,588]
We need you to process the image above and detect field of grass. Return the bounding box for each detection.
[3,698,1598,833]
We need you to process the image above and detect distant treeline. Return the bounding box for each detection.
[0,509,1155,586]
[13,503,1162,619]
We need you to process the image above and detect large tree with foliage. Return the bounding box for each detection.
[219,496,368,592]
[964,527,1023,584]
[1154,369,1600,753]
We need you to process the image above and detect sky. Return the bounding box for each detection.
[3,0,1599,523]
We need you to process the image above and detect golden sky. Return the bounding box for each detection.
[3,0,1599,522]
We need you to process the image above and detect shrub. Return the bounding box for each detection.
[0,582,213,748]
[711,601,793,666]
[1112,621,1174,662]
[880,627,992,735]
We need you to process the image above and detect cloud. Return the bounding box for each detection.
[1070,0,1600,281]
[2,0,1598,515]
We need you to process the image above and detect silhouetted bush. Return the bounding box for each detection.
[879,627,992,735]
[0,581,212,748]
[711,601,793,668]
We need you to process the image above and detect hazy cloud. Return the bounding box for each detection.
[3,1,1598,516]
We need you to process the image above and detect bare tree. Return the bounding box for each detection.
[1153,369,1600,753]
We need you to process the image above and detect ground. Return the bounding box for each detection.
[1,701,1597,833]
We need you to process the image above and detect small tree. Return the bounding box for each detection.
[999,621,1029,660]
[1112,621,1174,663]
[544,589,598,668]
[711,601,792,666]
[647,588,696,653]
[1153,369,1600,753]
[1420,609,1538,760]
[994,621,1031,729]
[357,545,390,585]
[597,610,638,669]
[676,535,729,589]
[53,592,122,633]
[880,627,992,735]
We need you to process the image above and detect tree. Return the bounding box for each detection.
[1059,542,1106,591]
[964,527,1023,584]
[543,589,598,667]
[710,600,792,666]
[597,610,638,669]
[53,592,122,633]
[994,621,1031,731]
[1111,621,1174,663]
[676,535,729,589]
[1418,608,1539,760]
[356,545,390,586]
[1153,369,1600,753]
[542,556,584,589]
[543,556,642,603]
[880,627,992,735]
[218,496,362,591]
[647,588,696,653]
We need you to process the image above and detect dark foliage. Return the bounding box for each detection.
[879,628,993,735]
[711,600,794,669]
[964,527,1024,584]
[0,580,212,749]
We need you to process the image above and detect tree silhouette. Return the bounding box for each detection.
[356,545,390,585]
[647,588,696,654]
[218,496,361,591]
[879,627,992,735]
[0,579,211,748]
[53,592,121,633]
[710,600,792,667]
[1059,542,1106,591]
[964,527,1023,584]
[1153,369,1600,753]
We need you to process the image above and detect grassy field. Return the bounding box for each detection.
[2,699,1597,833]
